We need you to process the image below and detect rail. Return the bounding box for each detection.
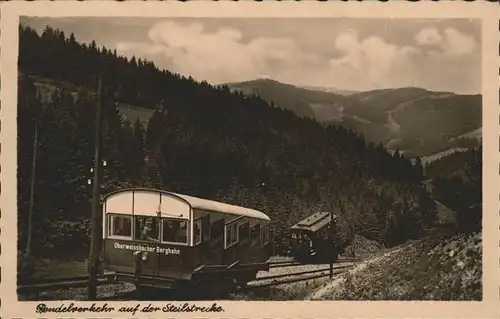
[268,257,360,269]
[247,267,350,289]
[269,261,301,268]
[256,263,353,282]
[17,274,113,294]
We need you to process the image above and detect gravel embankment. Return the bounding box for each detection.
[306,245,412,300]
[227,261,354,300]
[306,231,482,300]
[254,261,354,282]
[19,282,136,301]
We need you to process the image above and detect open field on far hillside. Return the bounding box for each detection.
[25,73,154,126]
[116,102,154,125]
[421,148,470,165]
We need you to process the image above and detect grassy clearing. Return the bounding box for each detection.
[117,103,154,125]
[29,258,88,280]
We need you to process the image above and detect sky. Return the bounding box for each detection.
[21,17,481,94]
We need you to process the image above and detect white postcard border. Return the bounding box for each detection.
[1,1,499,318]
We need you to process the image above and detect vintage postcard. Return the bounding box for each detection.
[1,0,499,318]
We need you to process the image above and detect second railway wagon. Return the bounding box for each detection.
[288,211,340,263]
[102,188,272,294]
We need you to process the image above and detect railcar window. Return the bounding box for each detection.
[202,215,210,241]
[233,223,238,243]
[225,225,232,247]
[225,222,239,248]
[109,215,132,237]
[210,218,224,239]
[239,222,250,242]
[193,219,202,245]
[261,225,269,245]
[108,217,111,237]
[250,224,260,241]
[134,216,159,242]
[162,218,188,244]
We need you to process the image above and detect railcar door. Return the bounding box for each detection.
[157,217,189,273]
[223,220,239,265]
[249,223,261,255]
[207,217,225,265]
[133,215,161,277]
[236,220,251,263]
[104,213,135,273]
[192,214,211,265]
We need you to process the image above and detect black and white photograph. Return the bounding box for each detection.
[1,1,498,317]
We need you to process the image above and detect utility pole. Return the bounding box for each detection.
[25,118,38,259]
[88,75,103,300]
[329,210,334,279]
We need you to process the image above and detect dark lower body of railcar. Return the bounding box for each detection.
[107,262,268,299]
[289,238,340,264]
[103,238,271,297]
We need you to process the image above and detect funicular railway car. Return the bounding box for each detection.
[289,211,340,263]
[102,188,272,296]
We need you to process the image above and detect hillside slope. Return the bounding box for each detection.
[299,85,357,96]
[229,79,482,157]
[308,230,482,300]
[227,78,347,120]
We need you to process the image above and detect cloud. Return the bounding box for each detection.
[116,20,309,84]
[415,27,442,46]
[116,42,166,56]
[329,30,420,87]
[415,27,476,56]
[111,19,480,94]
[441,27,476,56]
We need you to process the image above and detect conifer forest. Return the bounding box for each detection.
[17,24,482,261]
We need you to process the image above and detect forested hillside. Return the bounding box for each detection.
[18,25,438,259]
[229,79,481,158]
[427,148,482,233]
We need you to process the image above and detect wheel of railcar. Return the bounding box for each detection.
[135,284,152,299]
[333,252,339,262]
[235,277,248,290]
[190,278,212,300]
[227,277,239,294]
[202,276,236,298]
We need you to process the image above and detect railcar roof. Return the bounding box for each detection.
[170,191,271,221]
[290,211,336,232]
[104,188,271,221]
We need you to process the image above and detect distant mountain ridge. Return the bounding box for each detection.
[299,85,357,96]
[226,78,362,121]
[227,79,482,157]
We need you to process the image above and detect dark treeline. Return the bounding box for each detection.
[18,25,437,259]
[427,148,482,233]
[425,149,476,179]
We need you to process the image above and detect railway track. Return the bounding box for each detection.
[268,260,301,268]
[17,274,114,295]
[18,259,359,299]
[248,263,354,289]
[268,257,360,269]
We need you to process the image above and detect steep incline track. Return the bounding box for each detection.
[248,263,354,289]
